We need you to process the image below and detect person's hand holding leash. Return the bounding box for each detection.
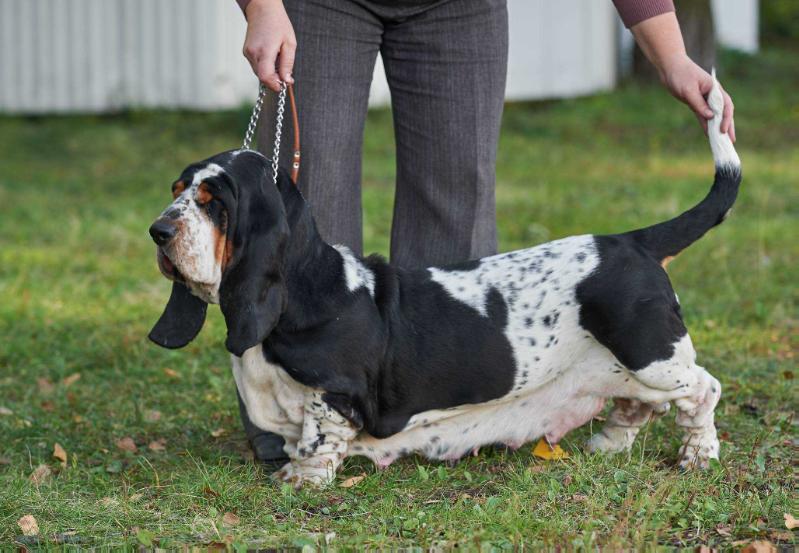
[631,12,736,142]
[242,0,296,92]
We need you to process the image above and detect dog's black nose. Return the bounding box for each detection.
[149,219,177,246]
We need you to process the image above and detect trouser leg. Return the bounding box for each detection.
[257,0,382,254]
[381,0,508,268]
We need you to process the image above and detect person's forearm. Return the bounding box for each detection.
[630,12,687,78]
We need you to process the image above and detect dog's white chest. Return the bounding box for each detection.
[232,347,308,441]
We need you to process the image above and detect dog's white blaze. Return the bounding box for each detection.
[333,245,375,296]
[180,190,221,296]
[191,163,224,186]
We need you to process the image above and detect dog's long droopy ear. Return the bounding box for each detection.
[148,282,208,349]
[219,160,289,357]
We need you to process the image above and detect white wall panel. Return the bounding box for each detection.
[0,0,758,113]
[712,0,759,53]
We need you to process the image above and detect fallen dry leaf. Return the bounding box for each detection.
[716,523,732,536]
[528,464,546,474]
[0,456,11,465]
[163,368,179,379]
[62,373,81,387]
[100,496,118,507]
[53,443,67,467]
[571,493,589,502]
[147,439,166,452]
[116,437,138,453]
[210,428,226,438]
[129,493,144,503]
[741,541,777,553]
[532,438,569,460]
[37,377,54,395]
[29,464,52,484]
[222,512,240,526]
[339,474,366,488]
[785,513,798,529]
[17,514,39,536]
[0,406,12,416]
[144,410,161,422]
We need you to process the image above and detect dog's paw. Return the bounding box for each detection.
[586,428,637,454]
[651,401,671,417]
[677,431,719,470]
[271,460,335,488]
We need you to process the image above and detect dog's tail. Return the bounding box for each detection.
[630,70,741,265]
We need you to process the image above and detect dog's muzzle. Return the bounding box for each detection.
[150,218,182,282]
[149,218,177,246]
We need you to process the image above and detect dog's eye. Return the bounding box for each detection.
[172,180,186,199]
[196,182,213,206]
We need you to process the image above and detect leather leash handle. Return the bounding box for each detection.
[287,84,301,184]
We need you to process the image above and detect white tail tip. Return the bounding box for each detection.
[707,68,740,169]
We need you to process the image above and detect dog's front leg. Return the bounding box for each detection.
[274,391,357,488]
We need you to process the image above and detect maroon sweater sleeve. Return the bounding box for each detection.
[237,0,251,16]
[612,0,675,28]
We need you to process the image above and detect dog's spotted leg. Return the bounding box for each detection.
[625,335,721,469]
[674,368,721,469]
[586,398,667,454]
[274,391,357,487]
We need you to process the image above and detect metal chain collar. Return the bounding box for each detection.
[241,82,287,185]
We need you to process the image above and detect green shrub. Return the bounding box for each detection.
[761,0,799,40]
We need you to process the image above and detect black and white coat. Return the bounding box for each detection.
[148,76,740,486]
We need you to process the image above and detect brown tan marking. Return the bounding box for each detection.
[213,211,230,269]
[224,239,233,269]
[661,255,676,269]
[197,182,213,205]
[213,227,227,267]
[171,180,186,199]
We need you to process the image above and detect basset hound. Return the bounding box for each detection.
[148,75,740,486]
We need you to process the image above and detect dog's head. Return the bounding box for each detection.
[148,150,290,356]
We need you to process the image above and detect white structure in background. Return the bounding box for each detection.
[0,0,758,114]
[711,0,759,53]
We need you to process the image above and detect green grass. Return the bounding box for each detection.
[0,46,796,548]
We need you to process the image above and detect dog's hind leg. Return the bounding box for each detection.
[625,335,721,469]
[672,367,721,469]
[586,398,668,454]
[274,390,357,487]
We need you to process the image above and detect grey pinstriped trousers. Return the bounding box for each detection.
[257,0,509,268]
